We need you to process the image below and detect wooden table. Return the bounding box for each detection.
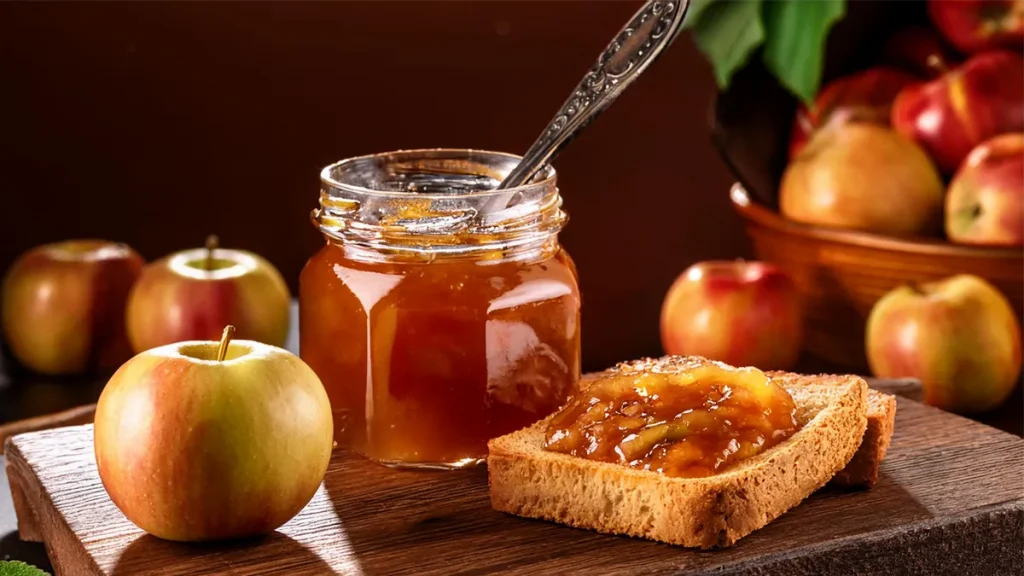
[5,385,1024,575]
[0,303,1021,574]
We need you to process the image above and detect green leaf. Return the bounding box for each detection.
[689,0,765,89]
[680,0,720,29]
[761,0,846,104]
[0,561,51,576]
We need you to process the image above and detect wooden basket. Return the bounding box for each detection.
[730,183,1024,370]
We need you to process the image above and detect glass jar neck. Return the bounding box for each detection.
[313,149,567,264]
[326,233,564,265]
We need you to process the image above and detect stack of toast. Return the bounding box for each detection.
[487,355,897,549]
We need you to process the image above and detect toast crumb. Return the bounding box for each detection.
[488,356,870,549]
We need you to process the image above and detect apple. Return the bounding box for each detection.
[1,239,144,375]
[866,274,1022,414]
[788,67,920,160]
[946,133,1024,246]
[660,260,803,371]
[891,50,1024,175]
[882,24,961,78]
[94,326,334,542]
[125,236,290,354]
[780,123,945,235]
[928,0,1024,54]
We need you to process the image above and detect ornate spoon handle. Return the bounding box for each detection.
[497,0,691,190]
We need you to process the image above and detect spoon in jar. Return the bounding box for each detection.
[496,0,691,192]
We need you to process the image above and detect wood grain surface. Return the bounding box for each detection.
[4,391,1023,576]
[0,404,97,446]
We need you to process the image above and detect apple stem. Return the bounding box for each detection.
[204,235,219,271]
[216,325,236,362]
[926,54,948,75]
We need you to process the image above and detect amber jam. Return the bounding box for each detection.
[300,149,581,468]
[544,361,799,478]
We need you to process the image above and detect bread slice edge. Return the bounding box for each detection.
[832,389,896,488]
[767,370,897,488]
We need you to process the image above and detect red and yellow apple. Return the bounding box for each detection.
[928,0,1024,54]
[125,237,290,353]
[780,123,945,235]
[788,67,919,160]
[1,240,144,375]
[945,132,1024,246]
[660,260,803,371]
[866,274,1022,414]
[891,50,1024,175]
[94,328,334,542]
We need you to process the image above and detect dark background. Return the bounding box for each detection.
[0,4,1019,571]
[0,0,744,375]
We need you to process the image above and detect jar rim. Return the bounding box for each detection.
[314,147,566,261]
[319,148,557,199]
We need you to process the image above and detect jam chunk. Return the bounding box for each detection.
[543,363,799,478]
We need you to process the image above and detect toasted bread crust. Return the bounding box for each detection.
[765,370,897,488]
[488,357,869,549]
[833,391,896,487]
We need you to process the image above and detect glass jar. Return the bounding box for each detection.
[299,149,581,469]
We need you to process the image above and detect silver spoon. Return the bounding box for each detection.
[496,0,691,191]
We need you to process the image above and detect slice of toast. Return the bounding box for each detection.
[488,357,869,549]
[768,371,897,488]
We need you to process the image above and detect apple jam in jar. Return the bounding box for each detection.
[300,149,581,468]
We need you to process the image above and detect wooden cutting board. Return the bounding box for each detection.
[4,388,1024,576]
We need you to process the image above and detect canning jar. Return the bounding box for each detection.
[299,149,581,468]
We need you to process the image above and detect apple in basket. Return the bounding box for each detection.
[779,123,945,236]
[891,50,1024,175]
[945,133,1024,247]
[927,0,1024,54]
[787,67,919,160]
